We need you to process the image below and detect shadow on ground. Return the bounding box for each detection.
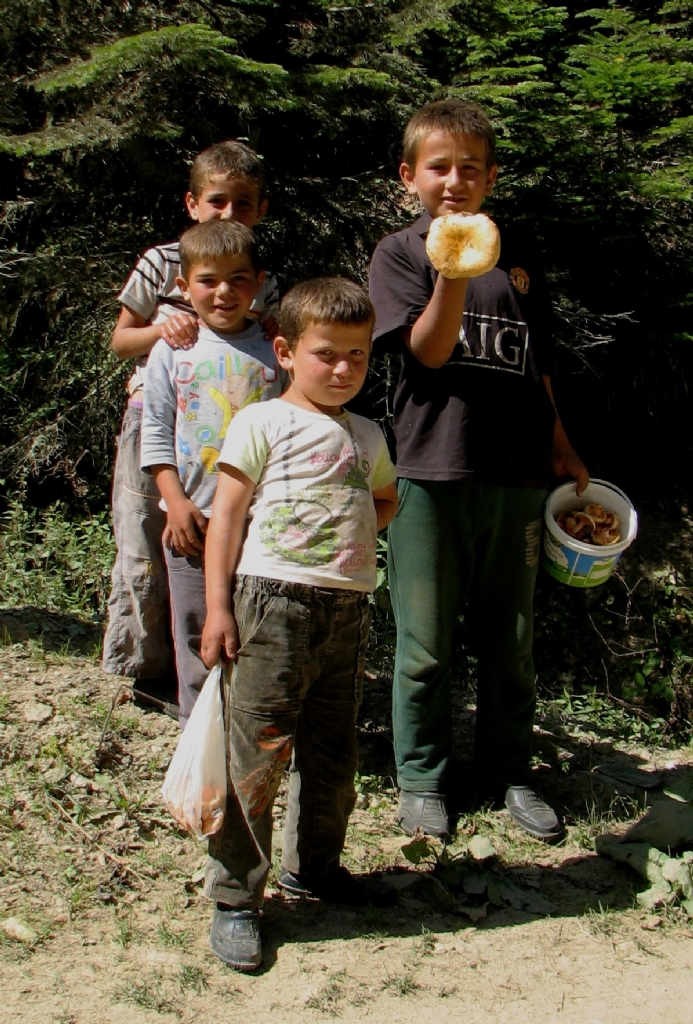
[0,605,103,656]
[253,849,639,970]
[357,669,667,826]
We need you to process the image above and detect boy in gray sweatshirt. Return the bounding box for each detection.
[141,219,285,726]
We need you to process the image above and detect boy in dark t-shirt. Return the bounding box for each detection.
[369,99,588,840]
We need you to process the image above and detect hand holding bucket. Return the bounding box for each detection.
[543,479,638,588]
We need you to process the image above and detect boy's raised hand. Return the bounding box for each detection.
[160,313,199,350]
[201,609,239,669]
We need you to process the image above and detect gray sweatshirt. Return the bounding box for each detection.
[141,322,284,515]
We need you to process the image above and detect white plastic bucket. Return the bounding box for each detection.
[543,479,638,588]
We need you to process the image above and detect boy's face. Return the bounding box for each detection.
[274,322,371,415]
[400,131,497,219]
[185,174,268,228]
[177,252,265,334]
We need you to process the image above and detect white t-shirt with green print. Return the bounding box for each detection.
[217,399,396,592]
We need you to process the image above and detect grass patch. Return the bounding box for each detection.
[382,970,421,996]
[305,975,345,1015]
[178,964,209,994]
[113,912,141,949]
[158,922,192,950]
[113,978,182,1016]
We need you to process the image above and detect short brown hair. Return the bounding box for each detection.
[402,99,496,168]
[279,278,375,350]
[188,140,266,198]
[178,220,260,279]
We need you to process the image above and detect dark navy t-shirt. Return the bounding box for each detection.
[368,211,556,488]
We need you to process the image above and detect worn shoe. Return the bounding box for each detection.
[277,866,397,907]
[397,791,450,838]
[209,905,261,971]
[504,786,562,840]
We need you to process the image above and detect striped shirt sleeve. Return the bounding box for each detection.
[118,243,182,321]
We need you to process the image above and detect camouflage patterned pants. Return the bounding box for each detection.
[205,575,370,908]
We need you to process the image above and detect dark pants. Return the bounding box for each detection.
[205,575,370,909]
[388,479,545,795]
[163,544,208,727]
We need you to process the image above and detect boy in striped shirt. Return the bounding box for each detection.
[102,141,279,715]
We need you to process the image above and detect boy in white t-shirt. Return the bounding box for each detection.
[200,278,399,971]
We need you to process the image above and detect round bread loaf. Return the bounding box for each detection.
[426,213,500,279]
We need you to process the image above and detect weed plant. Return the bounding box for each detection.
[0,501,113,615]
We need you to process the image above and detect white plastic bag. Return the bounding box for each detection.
[161,662,227,839]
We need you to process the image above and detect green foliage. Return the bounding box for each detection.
[2,0,692,505]
[0,2,424,506]
[0,502,114,615]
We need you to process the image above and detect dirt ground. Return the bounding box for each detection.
[2,606,693,1024]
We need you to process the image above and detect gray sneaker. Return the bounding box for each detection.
[209,906,261,971]
[397,791,450,837]
[504,786,562,840]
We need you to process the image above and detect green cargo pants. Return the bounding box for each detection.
[388,479,545,795]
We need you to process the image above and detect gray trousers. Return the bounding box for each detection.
[163,544,209,728]
[102,403,175,680]
[205,575,370,909]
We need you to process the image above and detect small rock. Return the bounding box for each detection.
[23,702,53,724]
[42,765,69,787]
[2,917,38,944]
[434,941,453,954]
[641,917,663,930]
[468,835,495,860]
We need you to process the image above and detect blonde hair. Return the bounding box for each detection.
[188,140,266,199]
[403,99,496,167]
[178,220,260,278]
[279,278,374,350]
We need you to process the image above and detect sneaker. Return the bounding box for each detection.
[504,786,562,840]
[209,905,261,971]
[277,866,397,907]
[397,791,450,838]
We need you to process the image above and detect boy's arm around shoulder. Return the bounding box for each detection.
[369,230,467,369]
[112,304,199,360]
[112,243,198,358]
[201,466,256,669]
[112,305,165,360]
